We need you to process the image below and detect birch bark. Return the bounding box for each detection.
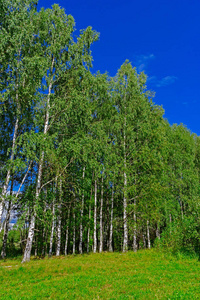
[133,199,137,252]
[93,179,97,253]
[56,179,62,256]
[22,57,54,263]
[123,114,128,252]
[109,184,114,252]
[147,219,151,249]
[1,161,32,258]
[87,178,93,253]
[99,175,103,253]
[64,206,71,255]
[56,203,62,256]
[0,116,18,226]
[156,223,161,239]
[42,200,47,256]
[49,199,55,256]
[0,51,21,225]
[87,203,91,253]
[73,210,76,255]
[1,178,14,259]
[79,166,85,254]
[143,233,146,249]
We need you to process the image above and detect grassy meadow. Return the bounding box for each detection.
[0,249,200,299]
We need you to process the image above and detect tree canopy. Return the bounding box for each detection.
[0,0,200,262]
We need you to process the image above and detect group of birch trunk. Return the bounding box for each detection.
[1,0,200,262]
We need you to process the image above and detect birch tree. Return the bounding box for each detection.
[0,0,40,225]
[22,4,99,262]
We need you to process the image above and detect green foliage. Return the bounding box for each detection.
[157,215,200,258]
[1,0,200,261]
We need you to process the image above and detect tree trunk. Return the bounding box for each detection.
[64,206,71,255]
[93,179,97,253]
[56,179,62,256]
[106,190,110,250]
[147,219,151,249]
[156,223,160,239]
[1,159,31,259]
[22,58,54,263]
[87,182,93,253]
[49,200,55,256]
[123,120,128,252]
[133,199,137,252]
[42,198,47,256]
[0,116,18,226]
[79,166,85,254]
[99,175,103,253]
[1,201,11,259]
[73,210,76,255]
[123,173,128,252]
[109,184,114,252]
[1,178,14,259]
[56,207,61,256]
[143,232,146,249]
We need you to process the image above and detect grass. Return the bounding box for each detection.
[0,249,200,299]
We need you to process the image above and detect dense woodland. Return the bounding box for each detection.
[1,0,200,263]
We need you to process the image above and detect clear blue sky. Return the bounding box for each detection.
[38,0,200,135]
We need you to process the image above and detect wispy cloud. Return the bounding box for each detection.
[147,75,177,88]
[156,76,177,87]
[134,54,178,88]
[134,54,155,72]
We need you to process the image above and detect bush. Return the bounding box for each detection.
[156,215,200,258]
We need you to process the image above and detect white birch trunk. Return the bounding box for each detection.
[49,200,55,256]
[133,199,137,252]
[99,175,103,253]
[22,58,54,263]
[109,184,114,252]
[143,233,146,249]
[87,204,91,253]
[147,219,151,249]
[123,115,128,252]
[93,179,97,253]
[56,180,62,256]
[42,199,47,256]
[64,206,71,255]
[79,166,85,254]
[0,116,19,226]
[1,200,11,259]
[1,160,31,258]
[106,192,110,250]
[156,223,160,239]
[73,211,76,255]
[1,178,14,259]
[56,205,61,256]
[87,183,93,253]
[22,216,35,262]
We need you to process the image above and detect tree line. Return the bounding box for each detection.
[1,0,200,262]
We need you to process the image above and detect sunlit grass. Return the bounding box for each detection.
[0,249,200,299]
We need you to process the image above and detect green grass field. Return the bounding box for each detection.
[0,249,200,299]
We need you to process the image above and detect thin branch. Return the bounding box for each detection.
[39,157,74,193]
[15,161,32,198]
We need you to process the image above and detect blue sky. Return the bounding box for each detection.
[38,0,200,135]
